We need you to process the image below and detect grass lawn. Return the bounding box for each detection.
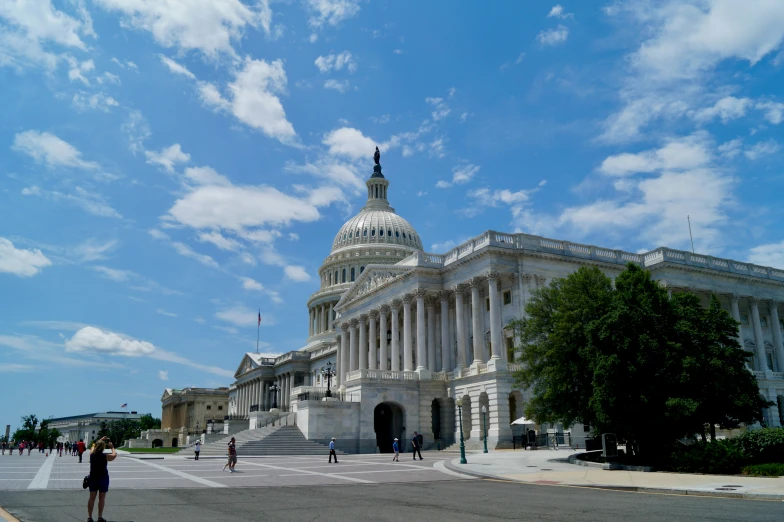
[123,447,182,453]
[742,463,784,477]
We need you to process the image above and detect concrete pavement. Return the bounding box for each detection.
[444,448,784,500]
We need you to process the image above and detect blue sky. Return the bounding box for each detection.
[1,0,783,431]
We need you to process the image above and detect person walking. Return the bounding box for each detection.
[1,441,5,455]
[194,440,201,461]
[328,437,338,463]
[87,437,117,522]
[77,439,86,463]
[392,438,399,462]
[223,437,237,473]
[412,431,423,460]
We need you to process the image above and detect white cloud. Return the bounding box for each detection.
[425,97,451,121]
[65,57,94,85]
[718,138,743,158]
[72,92,120,112]
[198,231,241,251]
[756,100,784,124]
[91,265,181,295]
[436,164,480,188]
[598,133,712,176]
[65,326,156,356]
[171,242,220,268]
[145,144,191,172]
[288,233,300,241]
[430,240,458,253]
[199,57,296,143]
[22,186,122,219]
[240,276,264,290]
[216,305,262,327]
[693,96,752,123]
[72,239,118,263]
[537,25,569,46]
[159,55,195,79]
[324,79,350,92]
[158,370,169,381]
[547,5,573,19]
[122,110,151,154]
[157,308,177,318]
[12,130,98,169]
[284,265,311,282]
[0,237,52,277]
[94,0,273,57]
[315,51,356,73]
[183,166,231,187]
[305,0,360,29]
[515,52,526,64]
[322,127,379,160]
[748,241,784,269]
[92,266,135,283]
[744,140,780,160]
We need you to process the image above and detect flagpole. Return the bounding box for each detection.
[256,309,260,354]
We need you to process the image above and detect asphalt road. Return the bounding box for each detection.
[1,479,782,522]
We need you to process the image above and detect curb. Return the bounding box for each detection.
[442,459,784,501]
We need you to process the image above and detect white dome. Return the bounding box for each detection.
[332,209,423,253]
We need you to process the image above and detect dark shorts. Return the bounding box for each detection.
[89,475,110,493]
[228,455,237,464]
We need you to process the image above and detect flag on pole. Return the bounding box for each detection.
[258,312,261,326]
[120,403,127,408]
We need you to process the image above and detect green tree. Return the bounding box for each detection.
[138,414,161,431]
[12,414,40,443]
[97,419,142,447]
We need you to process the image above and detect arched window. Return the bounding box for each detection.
[395,230,399,238]
[363,229,368,237]
[349,231,353,239]
[360,266,365,274]
[335,270,338,284]
[371,228,376,237]
[342,269,346,283]
[402,232,406,239]
[387,229,392,237]
[380,229,384,236]
[350,267,355,281]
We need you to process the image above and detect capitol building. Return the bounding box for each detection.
[226,156,784,453]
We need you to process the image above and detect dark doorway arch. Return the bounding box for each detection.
[374,402,404,453]
[171,438,179,448]
[431,399,442,442]
[152,439,163,448]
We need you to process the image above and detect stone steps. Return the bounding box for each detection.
[185,426,345,456]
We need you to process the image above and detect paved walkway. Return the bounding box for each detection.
[444,449,784,500]
[0,450,468,491]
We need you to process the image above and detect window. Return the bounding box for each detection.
[741,313,750,326]
[350,267,355,281]
[371,228,376,237]
[503,290,512,305]
[206,405,211,410]
[506,337,515,362]
[388,229,392,237]
[761,317,769,328]
[380,229,384,236]
[780,319,784,329]
[486,298,490,311]
[334,270,338,284]
[360,266,365,274]
[583,424,591,433]
[364,229,368,237]
[349,231,353,239]
[402,232,406,239]
[342,269,346,283]
[767,353,775,371]
[218,406,223,411]
[395,231,399,237]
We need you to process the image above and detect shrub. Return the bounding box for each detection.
[667,439,746,475]
[741,463,784,477]
[736,427,784,464]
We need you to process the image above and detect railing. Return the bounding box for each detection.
[249,405,259,412]
[771,372,784,380]
[507,363,523,372]
[346,369,421,382]
[297,390,345,401]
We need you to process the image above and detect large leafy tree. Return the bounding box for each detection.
[97,419,142,446]
[138,414,162,431]
[511,263,769,460]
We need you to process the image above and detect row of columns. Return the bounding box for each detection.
[309,301,336,337]
[728,296,784,373]
[236,372,302,414]
[333,271,509,388]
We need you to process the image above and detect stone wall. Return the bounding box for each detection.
[298,400,362,453]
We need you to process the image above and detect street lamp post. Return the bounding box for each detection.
[269,384,279,409]
[321,362,336,398]
[456,397,467,464]
[481,405,488,453]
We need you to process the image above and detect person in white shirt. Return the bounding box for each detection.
[194,440,201,461]
[328,437,338,463]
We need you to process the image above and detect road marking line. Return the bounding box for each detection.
[433,460,474,479]
[133,458,226,488]
[0,505,21,522]
[240,460,374,484]
[27,455,55,490]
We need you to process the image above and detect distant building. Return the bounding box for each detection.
[161,387,230,434]
[47,411,144,443]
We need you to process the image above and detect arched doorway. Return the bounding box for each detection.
[152,439,163,448]
[431,399,441,443]
[374,402,404,453]
[171,438,179,448]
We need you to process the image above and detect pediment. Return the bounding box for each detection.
[335,264,412,311]
[233,353,257,378]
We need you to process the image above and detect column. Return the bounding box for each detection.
[730,294,743,346]
[455,286,467,370]
[416,290,427,372]
[309,308,314,337]
[391,302,401,371]
[403,295,413,371]
[287,374,292,409]
[470,279,484,364]
[339,328,348,388]
[349,320,359,371]
[749,298,769,371]
[369,311,378,370]
[769,301,784,372]
[261,381,267,411]
[322,305,328,333]
[379,306,389,371]
[329,302,334,331]
[427,297,437,371]
[488,272,503,361]
[440,292,450,372]
[359,315,368,370]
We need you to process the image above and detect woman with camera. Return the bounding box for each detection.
[87,437,117,522]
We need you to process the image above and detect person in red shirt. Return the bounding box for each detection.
[77,439,86,463]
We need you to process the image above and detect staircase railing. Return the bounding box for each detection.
[260,411,297,428]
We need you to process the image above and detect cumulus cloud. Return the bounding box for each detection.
[284,265,311,282]
[425,97,451,121]
[315,51,356,73]
[0,237,52,277]
[744,140,780,160]
[537,25,569,46]
[756,100,784,124]
[94,0,273,57]
[199,57,296,143]
[324,79,350,92]
[12,130,98,170]
[240,276,264,290]
[547,5,573,19]
[692,96,752,123]
[597,133,712,176]
[158,370,169,381]
[71,92,120,112]
[159,55,195,79]
[65,326,156,356]
[304,0,361,29]
[436,164,480,188]
[198,231,241,251]
[145,144,191,172]
[748,241,784,269]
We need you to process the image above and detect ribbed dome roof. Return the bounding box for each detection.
[331,210,423,253]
